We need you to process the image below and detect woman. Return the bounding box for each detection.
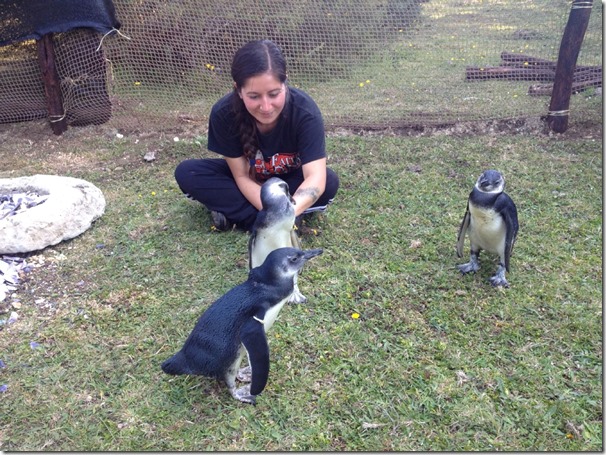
[174,39,339,232]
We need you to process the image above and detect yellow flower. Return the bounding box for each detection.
[366,79,370,84]
[351,312,360,319]
[134,81,141,86]
[359,82,364,87]
[151,191,156,196]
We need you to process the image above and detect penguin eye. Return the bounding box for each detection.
[289,255,300,263]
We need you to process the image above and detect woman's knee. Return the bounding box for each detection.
[174,159,198,189]
[175,159,230,191]
[325,168,340,200]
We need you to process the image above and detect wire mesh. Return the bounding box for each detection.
[0,0,602,134]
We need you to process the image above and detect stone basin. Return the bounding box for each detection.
[0,175,106,254]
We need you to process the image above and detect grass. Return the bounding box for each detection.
[307,0,602,127]
[104,0,602,131]
[0,124,601,451]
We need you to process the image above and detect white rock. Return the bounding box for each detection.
[7,311,18,324]
[0,175,106,254]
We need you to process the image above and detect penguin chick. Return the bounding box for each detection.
[249,177,306,303]
[161,247,323,405]
[456,169,519,287]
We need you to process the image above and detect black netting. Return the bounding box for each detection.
[0,0,601,133]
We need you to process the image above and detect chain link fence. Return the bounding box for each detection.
[0,0,602,135]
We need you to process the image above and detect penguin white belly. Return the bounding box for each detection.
[468,205,506,254]
[251,226,295,267]
[261,297,289,332]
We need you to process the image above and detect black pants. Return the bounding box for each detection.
[174,158,339,230]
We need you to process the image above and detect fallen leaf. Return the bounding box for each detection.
[362,422,386,429]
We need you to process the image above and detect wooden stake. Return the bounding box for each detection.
[547,0,594,133]
[36,33,68,135]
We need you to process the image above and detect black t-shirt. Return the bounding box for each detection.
[207,86,326,180]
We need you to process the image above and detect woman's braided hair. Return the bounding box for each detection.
[231,40,287,162]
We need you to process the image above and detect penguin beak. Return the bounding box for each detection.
[302,248,323,260]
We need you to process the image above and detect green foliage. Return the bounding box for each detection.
[0,128,601,451]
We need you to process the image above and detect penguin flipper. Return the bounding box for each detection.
[161,350,192,375]
[456,205,471,258]
[503,205,519,272]
[247,232,256,271]
[240,316,270,397]
[290,228,301,249]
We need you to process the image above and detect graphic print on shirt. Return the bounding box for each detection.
[253,150,302,181]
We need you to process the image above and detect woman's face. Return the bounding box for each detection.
[238,72,286,133]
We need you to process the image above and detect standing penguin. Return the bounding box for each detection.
[456,169,519,287]
[161,247,323,405]
[249,177,307,303]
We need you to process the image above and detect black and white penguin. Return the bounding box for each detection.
[456,169,519,288]
[249,177,307,303]
[161,247,323,405]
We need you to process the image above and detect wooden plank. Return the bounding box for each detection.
[36,33,68,135]
[547,0,594,133]
[500,52,556,69]
[528,77,602,96]
[466,65,555,81]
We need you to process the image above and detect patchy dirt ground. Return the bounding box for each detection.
[0,114,602,179]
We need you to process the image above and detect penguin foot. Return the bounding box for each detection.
[237,366,252,383]
[457,261,480,275]
[230,384,257,405]
[489,266,509,288]
[288,289,308,304]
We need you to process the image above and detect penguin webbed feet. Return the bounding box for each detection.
[489,264,510,288]
[237,366,252,382]
[230,384,257,405]
[288,288,308,304]
[457,254,480,275]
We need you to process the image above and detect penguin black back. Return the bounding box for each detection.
[161,247,323,404]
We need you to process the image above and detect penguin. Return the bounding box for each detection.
[161,247,323,405]
[248,177,307,303]
[456,169,519,288]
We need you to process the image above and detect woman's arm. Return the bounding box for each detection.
[292,157,327,217]
[225,156,263,210]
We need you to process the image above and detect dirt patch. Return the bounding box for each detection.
[327,116,602,139]
[0,114,601,179]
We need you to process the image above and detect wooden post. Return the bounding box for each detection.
[36,33,68,135]
[547,0,593,133]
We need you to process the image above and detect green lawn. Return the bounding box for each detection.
[0,126,601,451]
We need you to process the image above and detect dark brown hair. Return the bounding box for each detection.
[231,40,287,161]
